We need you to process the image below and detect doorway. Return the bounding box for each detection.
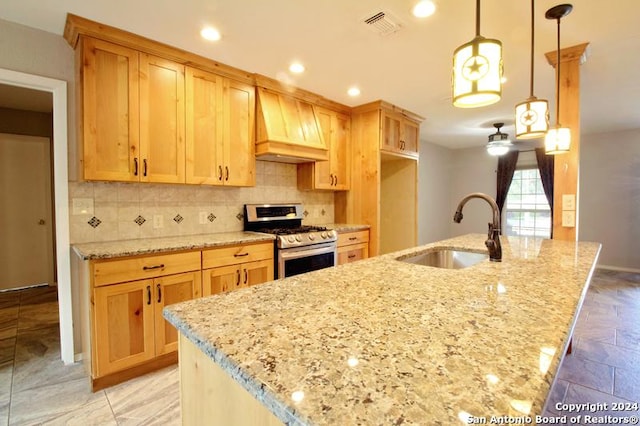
[0,68,73,365]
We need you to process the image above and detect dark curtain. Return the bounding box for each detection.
[535,147,555,236]
[496,150,519,218]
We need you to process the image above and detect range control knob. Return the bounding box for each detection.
[321,232,328,239]
[287,236,295,243]
[308,233,315,241]
[295,235,302,242]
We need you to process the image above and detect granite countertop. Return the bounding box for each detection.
[72,232,276,260]
[163,234,601,425]
[319,223,370,233]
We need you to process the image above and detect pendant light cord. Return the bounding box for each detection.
[555,16,561,126]
[475,0,481,36]
[529,0,535,97]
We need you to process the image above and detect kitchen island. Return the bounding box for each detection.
[163,234,601,425]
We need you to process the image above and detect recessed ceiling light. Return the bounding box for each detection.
[289,62,305,74]
[200,27,221,41]
[347,86,361,97]
[412,0,436,18]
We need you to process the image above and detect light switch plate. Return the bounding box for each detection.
[562,194,576,211]
[72,198,94,215]
[562,210,575,227]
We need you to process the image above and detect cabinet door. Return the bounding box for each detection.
[312,108,333,189]
[154,271,201,355]
[202,264,240,296]
[94,279,155,376]
[381,111,402,153]
[331,112,351,190]
[224,79,256,187]
[185,67,224,185]
[401,119,419,156]
[81,37,140,182]
[242,259,274,287]
[139,54,185,183]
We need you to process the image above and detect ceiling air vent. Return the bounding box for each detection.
[362,11,402,37]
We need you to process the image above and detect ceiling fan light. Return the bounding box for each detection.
[544,126,571,154]
[487,142,510,156]
[452,36,503,108]
[486,122,512,156]
[515,97,549,139]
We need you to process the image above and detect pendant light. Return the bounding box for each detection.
[515,0,549,139]
[452,0,503,108]
[544,4,573,155]
[486,123,512,156]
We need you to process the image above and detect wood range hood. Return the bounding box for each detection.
[254,85,329,163]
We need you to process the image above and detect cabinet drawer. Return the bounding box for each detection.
[337,230,369,247]
[202,242,273,270]
[92,251,201,287]
[337,243,369,265]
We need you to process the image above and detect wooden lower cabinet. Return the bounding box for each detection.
[93,270,200,378]
[337,230,370,265]
[203,256,273,296]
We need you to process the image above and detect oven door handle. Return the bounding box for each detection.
[279,244,336,261]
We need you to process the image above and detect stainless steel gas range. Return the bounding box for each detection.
[244,203,337,279]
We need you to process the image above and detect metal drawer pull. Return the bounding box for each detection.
[348,237,358,241]
[157,284,161,303]
[234,252,249,257]
[143,264,165,271]
[348,254,356,259]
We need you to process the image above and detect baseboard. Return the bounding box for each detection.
[597,265,640,274]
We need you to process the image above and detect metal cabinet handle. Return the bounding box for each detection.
[236,269,240,286]
[218,165,223,181]
[225,166,229,181]
[146,285,151,305]
[334,175,338,186]
[134,158,139,176]
[143,159,148,176]
[348,237,358,241]
[143,264,165,271]
[348,254,356,259]
[244,269,248,284]
[234,252,249,257]
[157,284,162,303]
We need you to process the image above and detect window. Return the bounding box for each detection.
[504,168,551,238]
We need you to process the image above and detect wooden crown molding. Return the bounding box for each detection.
[545,42,590,67]
[352,100,425,123]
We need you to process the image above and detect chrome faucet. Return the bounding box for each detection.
[453,192,502,262]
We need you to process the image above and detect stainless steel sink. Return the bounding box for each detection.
[398,249,489,269]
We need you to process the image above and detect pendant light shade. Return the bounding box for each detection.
[545,4,573,155]
[515,0,549,139]
[452,0,503,108]
[486,123,512,156]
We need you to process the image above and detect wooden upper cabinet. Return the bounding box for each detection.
[186,68,255,186]
[297,107,350,191]
[381,110,419,159]
[139,54,185,183]
[80,37,140,182]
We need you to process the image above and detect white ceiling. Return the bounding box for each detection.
[1,0,639,149]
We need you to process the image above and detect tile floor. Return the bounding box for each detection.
[0,269,638,425]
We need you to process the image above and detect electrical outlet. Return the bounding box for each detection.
[153,215,163,229]
[562,194,576,211]
[199,212,207,225]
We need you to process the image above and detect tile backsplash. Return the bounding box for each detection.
[68,161,334,244]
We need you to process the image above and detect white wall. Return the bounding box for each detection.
[0,18,76,177]
[580,129,640,270]
[417,141,453,244]
[449,146,498,237]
